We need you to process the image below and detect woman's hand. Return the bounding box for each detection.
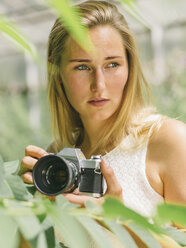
[63,159,123,206]
[20,145,48,184]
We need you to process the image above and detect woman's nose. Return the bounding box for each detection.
[90,69,106,92]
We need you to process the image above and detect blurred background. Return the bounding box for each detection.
[0,0,186,162]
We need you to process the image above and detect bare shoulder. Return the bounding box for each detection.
[149,118,186,163]
[149,118,186,154]
[149,118,186,203]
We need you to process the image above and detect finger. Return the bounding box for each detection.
[62,193,101,206]
[101,159,117,189]
[25,145,48,159]
[101,159,122,197]
[21,156,38,171]
[21,171,33,184]
[72,188,79,195]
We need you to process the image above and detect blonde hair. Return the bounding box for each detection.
[47,0,164,156]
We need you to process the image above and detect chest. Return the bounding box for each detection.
[103,146,147,189]
[102,145,164,216]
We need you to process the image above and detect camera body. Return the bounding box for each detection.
[33,148,103,197]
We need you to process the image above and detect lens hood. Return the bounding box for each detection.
[33,154,69,196]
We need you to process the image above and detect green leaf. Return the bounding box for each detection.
[29,231,48,248]
[104,219,138,248]
[56,194,80,210]
[48,203,91,248]
[163,226,186,246]
[127,222,162,248]
[118,0,152,29]
[155,203,186,227]
[0,208,20,248]
[0,155,3,166]
[55,244,62,248]
[102,197,162,234]
[0,164,13,198]
[85,199,102,216]
[26,184,37,196]
[3,160,20,176]
[56,243,66,248]
[2,198,36,216]
[0,179,14,198]
[46,0,93,52]
[6,175,33,201]
[120,0,136,5]
[0,15,39,61]
[42,217,56,248]
[15,215,42,240]
[76,215,114,248]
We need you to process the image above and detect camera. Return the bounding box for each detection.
[32,148,103,197]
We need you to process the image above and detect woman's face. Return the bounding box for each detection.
[60,25,129,123]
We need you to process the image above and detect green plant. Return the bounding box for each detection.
[0,90,51,162]
[0,158,185,248]
[0,15,39,61]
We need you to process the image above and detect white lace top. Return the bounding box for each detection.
[103,134,164,217]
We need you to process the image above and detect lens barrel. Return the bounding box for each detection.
[33,154,79,196]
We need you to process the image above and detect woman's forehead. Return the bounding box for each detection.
[62,25,126,60]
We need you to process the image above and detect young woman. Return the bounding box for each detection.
[21,0,186,218]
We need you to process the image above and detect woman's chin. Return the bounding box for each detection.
[88,113,113,122]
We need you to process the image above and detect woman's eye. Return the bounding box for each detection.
[75,65,89,70]
[107,62,119,68]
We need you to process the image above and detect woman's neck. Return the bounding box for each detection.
[79,118,107,157]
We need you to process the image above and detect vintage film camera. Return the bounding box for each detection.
[32,148,103,197]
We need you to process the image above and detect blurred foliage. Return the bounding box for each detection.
[151,50,186,123]
[0,90,51,161]
[0,15,39,61]
[46,0,93,52]
[0,158,186,248]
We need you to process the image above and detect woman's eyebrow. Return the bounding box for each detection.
[105,56,124,60]
[69,56,124,63]
[69,59,91,63]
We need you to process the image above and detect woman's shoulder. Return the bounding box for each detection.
[148,118,186,179]
[150,118,186,150]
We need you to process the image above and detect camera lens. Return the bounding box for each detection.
[44,161,67,189]
[33,154,78,196]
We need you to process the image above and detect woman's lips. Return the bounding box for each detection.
[88,99,110,107]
